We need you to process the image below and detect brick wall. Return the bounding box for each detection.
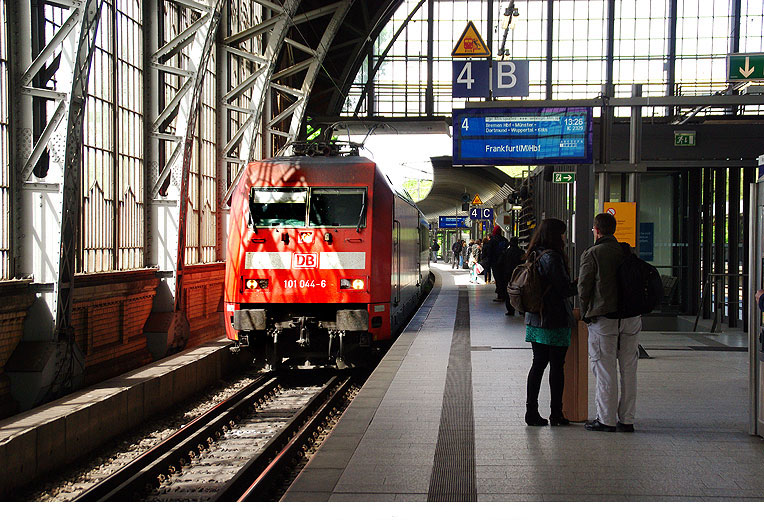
[0,281,35,418]
[72,270,159,385]
[181,263,226,348]
[1,265,225,416]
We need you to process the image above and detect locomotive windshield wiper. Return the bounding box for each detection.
[356,192,366,233]
[248,207,258,233]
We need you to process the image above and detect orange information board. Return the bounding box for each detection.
[603,201,637,247]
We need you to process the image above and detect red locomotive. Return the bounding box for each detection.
[224,151,431,369]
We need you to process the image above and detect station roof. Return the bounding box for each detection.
[416,157,518,221]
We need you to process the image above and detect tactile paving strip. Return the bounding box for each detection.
[427,286,477,502]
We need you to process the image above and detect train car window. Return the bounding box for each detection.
[309,188,366,228]
[249,188,307,227]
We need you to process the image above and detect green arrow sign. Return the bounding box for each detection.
[728,53,764,81]
[552,172,575,183]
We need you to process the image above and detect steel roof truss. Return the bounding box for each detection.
[270,82,304,98]
[271,58,313,81]
[224,45,268,66]
[286,0,352,139]
[153,76,194,132]
[268,98,303,128]
[21,100,67,182]
[151,62,194,78]
[223,112,256,155]
[224,66,265,103]
[224,17,281,48]
[283,38,318,58]
[21,7,80,85]
[152,13,210,62]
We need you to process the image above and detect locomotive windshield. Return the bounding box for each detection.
[309,188,366,228]
[249,188,307,227]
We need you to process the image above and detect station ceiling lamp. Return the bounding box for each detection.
[498,0,520,59]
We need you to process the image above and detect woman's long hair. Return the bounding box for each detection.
[526,218,569,273]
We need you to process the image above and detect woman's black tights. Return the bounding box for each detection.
[526,342,567,414]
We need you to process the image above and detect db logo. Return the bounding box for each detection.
[293,253,318,268]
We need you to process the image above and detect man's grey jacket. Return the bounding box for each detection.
[578,234,624,319]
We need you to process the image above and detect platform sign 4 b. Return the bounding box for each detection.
[452,60,529,98]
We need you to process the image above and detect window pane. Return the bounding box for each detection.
[309,189,366,227]
[250,188,307,227]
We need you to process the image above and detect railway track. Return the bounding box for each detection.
[75,372,355,502]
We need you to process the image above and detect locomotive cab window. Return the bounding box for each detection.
[309,188,366,228]
[249,188,307,227]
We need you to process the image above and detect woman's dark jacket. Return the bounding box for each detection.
[523,247,577,329]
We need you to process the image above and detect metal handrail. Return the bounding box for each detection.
[693,272,748,332]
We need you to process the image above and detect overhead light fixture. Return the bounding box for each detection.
[498,1,520,58]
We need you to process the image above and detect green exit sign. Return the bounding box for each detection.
[552,172,575,183]
[728,53,764,81]
[674,130,696,147]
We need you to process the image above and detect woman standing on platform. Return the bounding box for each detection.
[523,218,577,427]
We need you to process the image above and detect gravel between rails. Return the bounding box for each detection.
[10,371,263,502]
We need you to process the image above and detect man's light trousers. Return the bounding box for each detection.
[587,316,642,426]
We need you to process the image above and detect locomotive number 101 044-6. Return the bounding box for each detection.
[283,279,327,289]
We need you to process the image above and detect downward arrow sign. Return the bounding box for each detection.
[740,56,755,78]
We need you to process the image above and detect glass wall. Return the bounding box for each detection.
[343,0,764,119]
[81,0,144,272]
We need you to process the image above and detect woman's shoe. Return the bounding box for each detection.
[525,410,548,426]
[549,414,570,426]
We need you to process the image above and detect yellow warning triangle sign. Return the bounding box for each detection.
[452,21,491,58]
[471,194,483,205]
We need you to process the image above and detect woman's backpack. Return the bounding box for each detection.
[507,250,553,313]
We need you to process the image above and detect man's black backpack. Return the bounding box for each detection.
[615,243,663,318]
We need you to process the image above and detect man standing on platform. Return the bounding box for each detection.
[486,226,508,302]
[578,213,641,433]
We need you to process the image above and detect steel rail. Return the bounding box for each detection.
[215,375,353,501]
[75,374,276,501]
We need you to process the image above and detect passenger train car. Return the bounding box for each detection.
[224,153,430,369]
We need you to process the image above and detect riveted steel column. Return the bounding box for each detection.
[145,0,223,357]
[7,0,104,406]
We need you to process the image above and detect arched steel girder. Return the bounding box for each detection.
[12,0,104,345]
[220,0,302,204]
[149,0,224,201]
[144,0,225,311]
[221,0,354,204]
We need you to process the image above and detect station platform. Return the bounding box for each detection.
[283,263,764,502]
[0,337,237,497]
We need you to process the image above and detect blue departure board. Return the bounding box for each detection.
[452,107,593,165]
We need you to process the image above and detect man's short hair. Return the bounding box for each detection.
[594,213,617,235]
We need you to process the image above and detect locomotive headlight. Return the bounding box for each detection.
[245,279,269,289]
[340,278,365,290]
